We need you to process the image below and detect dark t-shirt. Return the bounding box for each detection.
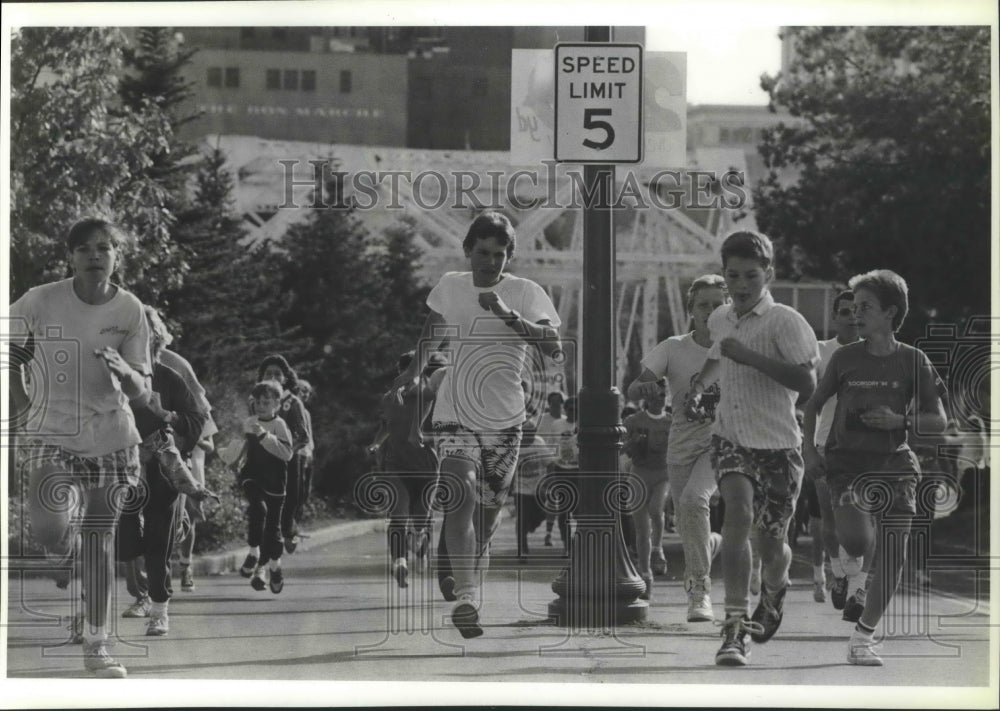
[820,341,942,454]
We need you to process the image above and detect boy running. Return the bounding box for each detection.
[802,270,946,666]
[395,211,561,638]
[686,230,819,666]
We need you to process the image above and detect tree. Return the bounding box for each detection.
[272,208,429,500]
[754,27,991,339]
[10,27,183,304]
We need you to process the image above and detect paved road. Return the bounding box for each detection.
[4,513,995,705]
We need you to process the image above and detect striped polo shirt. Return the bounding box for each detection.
[707,291,819,450]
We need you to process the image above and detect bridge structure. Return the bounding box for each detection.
[209,134,833,391]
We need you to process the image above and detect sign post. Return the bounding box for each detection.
[547,29,648,632]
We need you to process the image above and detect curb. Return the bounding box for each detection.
[180,518,387,578]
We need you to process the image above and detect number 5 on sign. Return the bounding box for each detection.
[555,43,643,163]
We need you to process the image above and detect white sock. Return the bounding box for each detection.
[249,546,260,557]
[840,546,863,577]
[813,565,826,583]
[150,601,167,615]
[269,559,281,572]
[83,624,108,644]
[393,556,407,568]
[848,572,867,598]
[830,556,847,578]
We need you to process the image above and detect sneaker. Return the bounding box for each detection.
[651,550,668,577]
[715,615,765,666]
[813,580,827,603]
[269,567,284,594]
[122,597,151,619]
[83,640,127,678]
[750,581,787,643]
[180,565,195,592]
[146,609,169,636]
[639,573,653,601]
[708,532,723,563]
[749,564,762,597]
[847,629,884,666]
[842,589,866,622]
[284,535,299,554]
[250,565,268,591]
[67,612,84,644]
[451,599,483,639]
[686,577,715,622]
[240,553,259,578]
[392,560,409,589]
[830,576,849,610]
[439,575,457,602]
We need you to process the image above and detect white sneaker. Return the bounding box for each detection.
[847,629,883,666]
[685,576,715,622]
[749,564,762,597]
[146,609,169,636]
[708,532,722,562]
[122,597,151,618]
[83,640,127,678]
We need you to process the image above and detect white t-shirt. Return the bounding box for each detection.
[10,278,151,456]
[641,332,719,465]
[427,271,561,431]
[815,337,853,448]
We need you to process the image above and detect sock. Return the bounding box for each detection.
[840,547,863,577]
[179,557,192,566]
[393,556,407,568]
[248,546,260,557]
[268,558,282,572]
[83,624,108,644]
[854,621,875,636]
[726,607,749,620]
[150,601,167,615]
[830,556,846,578]
[813,565,826,583]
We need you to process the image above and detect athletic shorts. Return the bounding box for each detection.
[711,435,804,539]
[432,422,522,507]
[18,439,141,489]
[628,465,669,506]
[825,448,920,516]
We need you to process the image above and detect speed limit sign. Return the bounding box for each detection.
[555,43,643,163]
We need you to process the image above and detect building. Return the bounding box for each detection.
[176,26,644,149]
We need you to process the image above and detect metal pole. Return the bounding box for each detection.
[548,25,647,630]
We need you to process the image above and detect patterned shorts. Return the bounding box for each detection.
[825,449,920,516]
[432,422,522,507]
[711,435,804,539]
[18,439,141,490]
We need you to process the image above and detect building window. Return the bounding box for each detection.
[266,69,281,90]
[284,69,299,90]
[302,70,316,92]
[224,67,240,88]
[340,70,352,93]
[207,67,222,87]
[471,77,487,97]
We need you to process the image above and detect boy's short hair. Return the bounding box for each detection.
[65,218,126,251]
[832,289,855,314]
[252,380,283,401]
[848,269,909,331]
[296,378,313,401]
[686,274,728,311]
[720,230,774,270]
[462,211,516,258]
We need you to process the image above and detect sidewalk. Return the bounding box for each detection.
[181,517,386,577]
